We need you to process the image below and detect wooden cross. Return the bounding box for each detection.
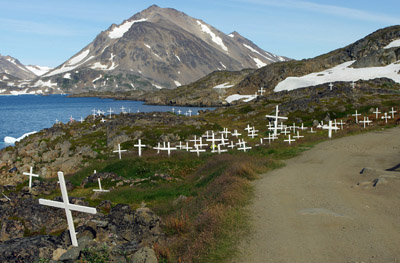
[322,120,339,138]
[237,140,252,152]
[265,105,288,136]
[373,108,381,119]
[113,144,127,159]
[79,117,84,123]
[231,130,241,137]
[108,108,114,119]
[217,144,228,154]
[284,135,295,145]
[190,145,205,157]
[352,110,361,123]
[308,127,317,134]
[258,87,265,96]
[329,83,333,91]
[39,172,96,247]
[171,107,175,113]
[293,131,304,139]
[23,166,39,189]
[188,109,192,116]
[389,107,396,119]
[69,116,74,123]
[134,139,146,157]
[93,178,110,192]
[359,116,372,128]
[381,112,391,123]
[351,81,355,89]
[177,109,182,115]
[92,108,97,119]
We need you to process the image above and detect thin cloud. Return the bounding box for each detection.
[233,0,400,24]
[0,18,87,37]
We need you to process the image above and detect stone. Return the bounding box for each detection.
[59,246,81,261]
[53,248,67,261]
[130,247,158,263]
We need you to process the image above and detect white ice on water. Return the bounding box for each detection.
[108,18,147,39]
[274,61,400,92]
[4,131,37,144]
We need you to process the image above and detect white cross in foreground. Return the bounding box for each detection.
[284,135,295,145]
[55,118,59,124]
[134,139,146,157]
[265,105,288,136]
[23,166,39,189]
[373,108,381,119]
[351,81,355,89]
[120,106,126,114]
[352,110,361,124]
[39,172,96,247]
[80,117,84,123]
[171,107,175,113]
[190,145,205,157]
[237,140,252,152]
[177,109,182,115]
[359,116,372,128]
[322,120,339,138]
[113,144,127,159]
[329,82,333,91]
[187,109,192,116]
[231,130,241,137]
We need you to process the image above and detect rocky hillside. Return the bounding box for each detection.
[1,5,287,95]
[0,55,36,80]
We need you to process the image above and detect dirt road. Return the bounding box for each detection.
[236,128,400,263]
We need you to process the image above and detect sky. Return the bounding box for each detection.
[0,0,399,68]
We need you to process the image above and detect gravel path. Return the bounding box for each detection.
[236,128,400,263]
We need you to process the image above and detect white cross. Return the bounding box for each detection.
[265,105,288,136]
[333,119,338,133]
[190,145,205,157]
[197,137,208,148]
[322,120,339,138]
[352,110,361,123]
[390,107,396,119]
[244,124,253,132]
[206,132,218,148]
[188,109,192,116]
[113,144,127,159]
[137,109,140,113]
[100,118,106,123]
[79,117,84,123]
[293,131,304,139]
[231,130,241,137]
[281,128,290,135]
[23,166,39,189]
[217,144,228,154]
[290,123,298,133]
[284,135,295,145]
[153,142,161,154]
[359,116,372,128]
[220,128,231,137]
[108,108,114,119]
[351,81,355,89]
[339,120,344,130]
[237,140,252,152]
[182,142,193,152]
[163,142,176,157]
[120,106,126,114]
[228,141,235,149]
[190,135,200,145]
[176,141,183,150]
[381,112,391,123]
[248,129,258,139]
[2,193,10,201]
[329,82,333,91]
[39,172,97,247]
[258,87,265,96]
[264,133,275,144]
[220,134,229,146]
[373,108,381,119]
[308,127,317,134]
[299,123,307,131]
[171,107,175,113]
[97,109,104,116]
[202,130,212,139]
[69,116,74,123]
[93,178,110,192]
[134,139,146,157]
[177,109,182,115]
[55,118,59,124]
[92,108,97,119]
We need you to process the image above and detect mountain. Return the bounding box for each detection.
[34,5,287,94]
[25,65,53,76]
[0,54,36,79]
[125,25,400,106]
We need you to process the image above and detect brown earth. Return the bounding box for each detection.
[236,127,400,263]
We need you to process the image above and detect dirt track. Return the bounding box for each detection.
[236,127,400,263]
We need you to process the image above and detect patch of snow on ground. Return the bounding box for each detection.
[384,39,400,49]
[154,84,164,89]
[274,60,400,92]
[33,79,58,88]
[174,80,181,86]
[225,94,256,103]
[220,62,226,69]
[63,73,71,79]
[213,82,234,89]
[252,57,267,68]
[92,75,103,83]
[1,75,8,80]
[196,20,228,52]
[26,65,52,76]
[66,50,89,66]
[108,18,147,39]
[90,62,109,70]
[144,43,151,49]
[44,56,94,77]
[228,34,234,38]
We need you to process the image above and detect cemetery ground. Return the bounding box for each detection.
[1,82,400,262]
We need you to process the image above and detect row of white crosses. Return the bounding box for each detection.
[171,107,194,116]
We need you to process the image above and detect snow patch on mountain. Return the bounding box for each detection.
[213,82,234,89]
[66,50,89,66]
[196,20,228,52]
[251,57,267,68]
[384,39,400,49]
[108,18,147,39]
[225,94,256,103]
[274,60,400,92]
[33,79,58,88]
[26,65,52,76]
[174,80,181,86]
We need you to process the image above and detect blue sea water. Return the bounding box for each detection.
[0,95,214,149]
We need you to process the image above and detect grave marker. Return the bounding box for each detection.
[23,166,39,189]
[113,144,127,160]
[134,139,146,157]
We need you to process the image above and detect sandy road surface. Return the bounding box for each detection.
[236,128,400,263]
